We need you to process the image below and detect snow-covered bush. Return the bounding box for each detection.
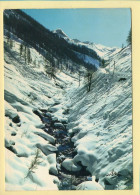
[25,148,43,179]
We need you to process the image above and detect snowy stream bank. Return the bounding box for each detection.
[32,108,95,190]
[4,38,132,190]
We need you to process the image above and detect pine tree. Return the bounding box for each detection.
[9,38,13,49]
[27,48,31,64]
[6,31,13,49]
[20,43,23,57]
[85,69,94,92]
[24,45,27,64]
[33,59,36,67]
[101,59,105,67]
[45,65,56,80]
[45,54,57,80]
[78,71,82,87]
[6,31,10,45]
[126,29,132,46]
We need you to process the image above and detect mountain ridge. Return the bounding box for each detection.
[4,9,102,71]
[52,28,120,59]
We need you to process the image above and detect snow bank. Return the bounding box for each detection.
[4,38,69,190]
[76,181,104,190]
[62,158,82,172]
[67,46,132,189]
[5,149,58,190]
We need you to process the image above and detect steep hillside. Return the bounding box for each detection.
[4,9,101,72]
[67,46,132,190]
[52,29,120,60]
[4,9,132,191]
[4,37,78,190]
[77,41,121,60]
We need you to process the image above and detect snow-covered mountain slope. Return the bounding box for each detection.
[53,28,120,60]
[67,45,132,190]
[78,41,121,59]
[4,30,132,190]
[52,29,69,40]
[4,9,102,73]
[74,51,100,69]
[4,38,78,190]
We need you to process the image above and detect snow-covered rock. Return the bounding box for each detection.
[76,176,104,190]
[47,154,58,176]
[52,116,58,122]
[5,102,20,123]
[54,122,65,130]
[62,158,82,172]
[76,181,104,190]
[36,143,57,154]
[34,131,56,144]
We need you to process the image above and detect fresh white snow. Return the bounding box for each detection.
[4,33,132,191]
[67,46,132,189]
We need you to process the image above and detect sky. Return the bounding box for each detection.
[22,8,131,48]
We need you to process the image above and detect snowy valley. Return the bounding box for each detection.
[4,9,132,191]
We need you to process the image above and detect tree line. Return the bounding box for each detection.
[4,9,101,73]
